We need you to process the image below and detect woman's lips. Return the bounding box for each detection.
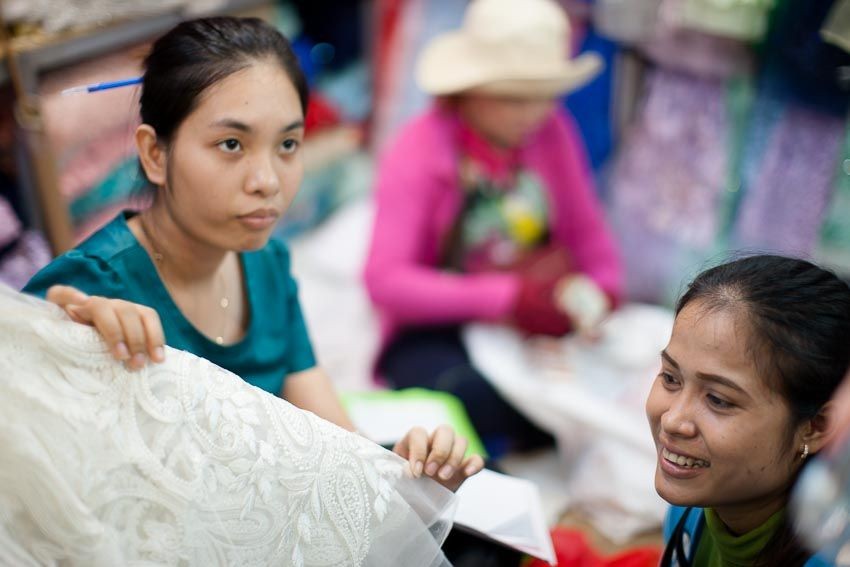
[238,209,279,230]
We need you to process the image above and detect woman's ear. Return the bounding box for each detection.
[801,402,834,457]
[135,124,166,187]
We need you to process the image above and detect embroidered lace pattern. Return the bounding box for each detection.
[0,286,454,566]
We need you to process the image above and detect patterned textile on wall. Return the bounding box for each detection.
[816,122,850,277]
[678,0,775,41]
[0,196,51,290]
[639,0,755,81]
[1,0,223,33]
[731,0,850,256]
[607,68,730,303]
[733,102,845,256]
[38,47,148,243]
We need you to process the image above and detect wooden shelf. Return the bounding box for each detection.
[6,0,272,93]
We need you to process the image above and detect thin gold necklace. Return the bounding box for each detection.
[138,214,231,345]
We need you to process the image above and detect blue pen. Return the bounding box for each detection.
[61,77,142,95]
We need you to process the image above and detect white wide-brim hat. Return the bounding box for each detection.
[416,0,603,97]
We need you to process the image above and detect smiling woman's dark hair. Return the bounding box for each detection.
[674,254,850,566]
[677,254,850,425]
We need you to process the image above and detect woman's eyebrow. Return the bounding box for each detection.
[207,118,304,133]
[662,349,750,397]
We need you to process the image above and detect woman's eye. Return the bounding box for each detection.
[218,139,241,153]
[280,139,300,154]
[660,372,679,388]
[707,393,734,410]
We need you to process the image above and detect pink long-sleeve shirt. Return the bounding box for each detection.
[364,105,622,347]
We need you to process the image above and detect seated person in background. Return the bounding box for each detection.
[24,16,482,492]
[648,254,850,566]
[364,0,622,453]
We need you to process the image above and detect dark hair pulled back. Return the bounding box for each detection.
[678,254,850,424]
[140,16,308,144]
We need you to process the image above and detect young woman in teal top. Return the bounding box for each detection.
[647,255,850,566]
[24,16,483,492]
[26,218,311,395]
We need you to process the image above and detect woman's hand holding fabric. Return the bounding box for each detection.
[393,424,485,492]
[46,284,165,369]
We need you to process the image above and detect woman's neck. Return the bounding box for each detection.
[712,493,787,536]
[133,204,229,284]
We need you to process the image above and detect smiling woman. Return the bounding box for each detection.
[647,255,850,567]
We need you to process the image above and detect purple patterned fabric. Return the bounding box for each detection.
[0,195,50,290]
[0,197,21,249]
[734,108,844,256]
[0,231,51,290]
[608,68,729,302]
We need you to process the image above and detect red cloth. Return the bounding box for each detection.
[510,246,575,337]
[372,0,405,124]
[512,274,572,337]
[304,94,342,135]
[525,528,662,567]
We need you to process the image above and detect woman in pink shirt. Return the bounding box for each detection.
[365,0,623,454]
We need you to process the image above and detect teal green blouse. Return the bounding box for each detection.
[24,212,316,395]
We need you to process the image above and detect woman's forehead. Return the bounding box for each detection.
[189,62,303,127]
[668,303,770,393]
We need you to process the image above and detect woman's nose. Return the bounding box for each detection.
[244,154,281,197]
[660,395,698,439]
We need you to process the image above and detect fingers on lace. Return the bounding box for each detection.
[397,426,429,476]
[463,454,485,477]
[117,304,148,360]
[425,424,455,476]
[439,435,467,481]
[86,299,129,359]
[140,307,166,362]
[46,284,88,307]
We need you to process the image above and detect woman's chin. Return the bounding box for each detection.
[655,472,704,508]
[235,232,273,252]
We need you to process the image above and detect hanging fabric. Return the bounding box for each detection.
[592,0,661,44]
[678,0,776,42]
[607,68,730,303]
[821,0,850,54]
[815,121,850,276]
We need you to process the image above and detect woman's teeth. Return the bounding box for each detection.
[663,447,709,468]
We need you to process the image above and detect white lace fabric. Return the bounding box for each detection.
[0,285,455,566]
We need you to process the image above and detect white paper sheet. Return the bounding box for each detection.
[454,469,556,565]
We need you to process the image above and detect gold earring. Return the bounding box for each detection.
[800,443,809,460]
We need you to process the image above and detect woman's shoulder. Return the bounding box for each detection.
[81,213,142,256]
[23,213,137,298]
